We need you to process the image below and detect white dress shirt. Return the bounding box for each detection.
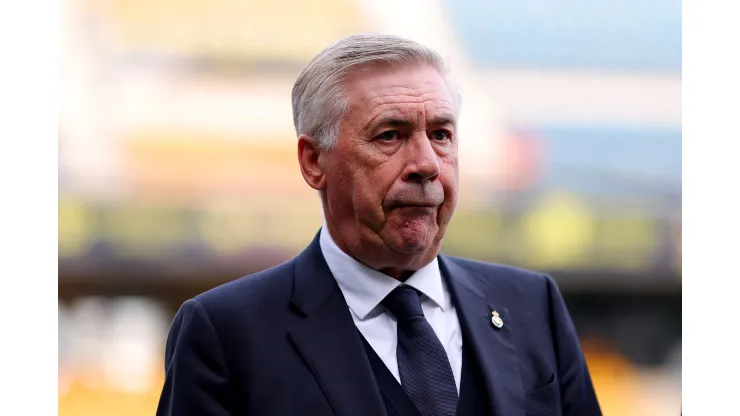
[319,225,463,392]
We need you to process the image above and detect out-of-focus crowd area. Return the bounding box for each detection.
[58,0,681,414]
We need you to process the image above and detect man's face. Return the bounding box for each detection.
[319,63,459,274]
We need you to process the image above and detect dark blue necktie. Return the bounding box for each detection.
[382,285,458,416]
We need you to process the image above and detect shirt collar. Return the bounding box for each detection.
[319,225,447,320]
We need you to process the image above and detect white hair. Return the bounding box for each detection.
[291,33,462,150]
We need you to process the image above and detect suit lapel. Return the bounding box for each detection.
[439,255,526,416]
[287,232,386,416]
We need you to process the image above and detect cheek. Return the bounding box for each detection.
[325,161,358,213]
[353,169,392,211]
[439,165,459,219]
[441,159,459,195]
[358,156,398,193]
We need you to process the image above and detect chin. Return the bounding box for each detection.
[391,240,429,255]
[388,223,438,255]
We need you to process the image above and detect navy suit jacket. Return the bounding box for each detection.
[157,231,602,415]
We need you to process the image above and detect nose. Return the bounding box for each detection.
[402,133,440,183]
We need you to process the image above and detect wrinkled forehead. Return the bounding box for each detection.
[342,63,456,123]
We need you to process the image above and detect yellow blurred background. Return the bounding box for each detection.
[58,0,681,414]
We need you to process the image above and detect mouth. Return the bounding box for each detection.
[392,203,439,209]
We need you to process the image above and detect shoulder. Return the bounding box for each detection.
[440,254,561,309]
[188,257,296,320]
[442,254,553,289]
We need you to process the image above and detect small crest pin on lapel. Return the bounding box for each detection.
[491,311,504,328]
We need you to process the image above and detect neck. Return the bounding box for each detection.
[378,267,415,281]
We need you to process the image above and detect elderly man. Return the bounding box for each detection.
[157,33,602,416]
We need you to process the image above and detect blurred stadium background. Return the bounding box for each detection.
[58,0,682,414]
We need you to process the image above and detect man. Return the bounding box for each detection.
[157,33,602,416]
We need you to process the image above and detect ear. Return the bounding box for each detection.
[297,134,327,190]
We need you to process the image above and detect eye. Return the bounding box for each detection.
[377,130,399,141]
[431,130,452,141]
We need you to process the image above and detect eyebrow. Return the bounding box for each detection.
[370,114,457,130]
[429,115,457,128]
[373,118,413,129]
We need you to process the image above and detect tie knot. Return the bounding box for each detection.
[382,285,424,321]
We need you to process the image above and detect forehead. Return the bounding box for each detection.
[343,64,455,119]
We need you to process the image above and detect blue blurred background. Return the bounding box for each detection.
[58,0,681,414]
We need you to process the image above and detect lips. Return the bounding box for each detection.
[388,200,442,211]
[384,189,444,211]
[395,203,438,208]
